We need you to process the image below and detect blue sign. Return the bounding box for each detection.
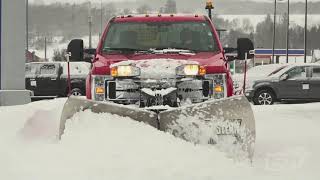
[254,49,305,56]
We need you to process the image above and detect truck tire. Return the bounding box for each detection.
[70,88,83,96]
[253,89,275,105]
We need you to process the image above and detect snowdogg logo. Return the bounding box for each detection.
[216,119,242,136]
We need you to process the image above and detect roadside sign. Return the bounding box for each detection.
[254,49,305,56]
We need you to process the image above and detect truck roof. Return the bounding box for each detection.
[113,14,207,23]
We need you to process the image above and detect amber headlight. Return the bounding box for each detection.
[205,74,227,99]
[91,75,112,101]
[176,64,206,76]
[111,65,140,77]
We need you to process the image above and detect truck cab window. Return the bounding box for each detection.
[103,22,219,53]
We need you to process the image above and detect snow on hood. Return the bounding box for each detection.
[111,59,199,79]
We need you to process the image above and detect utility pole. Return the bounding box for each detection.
[100,0,103,38]
[88,2,93,49]
[286,0,290,63]
[44,37,47,61]
[272,0,277,64]
[26,0,29,52]
[304,0,308,63]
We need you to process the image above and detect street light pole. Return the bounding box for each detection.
[304,0,308,63]
[286,0,289,63]
[26,0,29,52]
[100,0,103,38]
[88,2,92,49]
[272,0,277,64]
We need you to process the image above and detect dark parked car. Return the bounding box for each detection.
[25,62,90,100]
[246,64,320,105]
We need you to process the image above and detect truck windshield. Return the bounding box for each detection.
[103,21,220,53]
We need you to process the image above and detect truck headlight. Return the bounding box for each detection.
[91,75,112,101]
[176,64,206,76]
[111,65,140,77]
[205,74,227,99]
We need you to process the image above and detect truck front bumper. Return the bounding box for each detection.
[91,74,228,107]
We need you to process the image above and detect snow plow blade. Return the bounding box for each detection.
[159,96,256,159]
[58,97,158,139]
[59,96,255,158]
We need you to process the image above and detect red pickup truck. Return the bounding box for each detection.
[67,14,253,107]
[61,14,256,156]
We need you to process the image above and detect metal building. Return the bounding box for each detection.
[0,0,31,106]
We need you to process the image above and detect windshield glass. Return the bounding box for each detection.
[103,21,219,53]
[268,65,288,76]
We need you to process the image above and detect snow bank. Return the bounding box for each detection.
[1,99,320,179]
[0,99,256,180]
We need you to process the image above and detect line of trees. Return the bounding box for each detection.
[219,14,320,54]
[29,0,320,61]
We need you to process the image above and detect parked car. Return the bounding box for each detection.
[246,63,320,105]
[25,62,90,100]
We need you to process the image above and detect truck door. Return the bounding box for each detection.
[36,63,60,96]
[277,66,309,99]
[309,66,320,99]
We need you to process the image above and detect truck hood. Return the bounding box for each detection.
[93,52,227,75]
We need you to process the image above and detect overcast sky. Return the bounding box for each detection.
[29,0,134,4]
[29,0,320,5]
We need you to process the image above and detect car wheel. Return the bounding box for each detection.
[253,89,275,105]
[70,88,83,96]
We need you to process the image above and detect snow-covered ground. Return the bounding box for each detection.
[0,99,319,179]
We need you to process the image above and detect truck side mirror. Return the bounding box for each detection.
[67,39,84,62]
[237,38,254,60]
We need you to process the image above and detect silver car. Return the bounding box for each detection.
[246,64,320,105]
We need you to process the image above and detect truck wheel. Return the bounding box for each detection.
[253,89,275,105]
[70,88,83,96]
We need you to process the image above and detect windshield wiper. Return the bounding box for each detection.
[103,47,151,54]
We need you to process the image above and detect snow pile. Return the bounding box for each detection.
[1,99,320,179]
[0,99,257,180]
[112,59,199,79]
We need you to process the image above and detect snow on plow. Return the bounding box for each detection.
[58,96,255,159]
